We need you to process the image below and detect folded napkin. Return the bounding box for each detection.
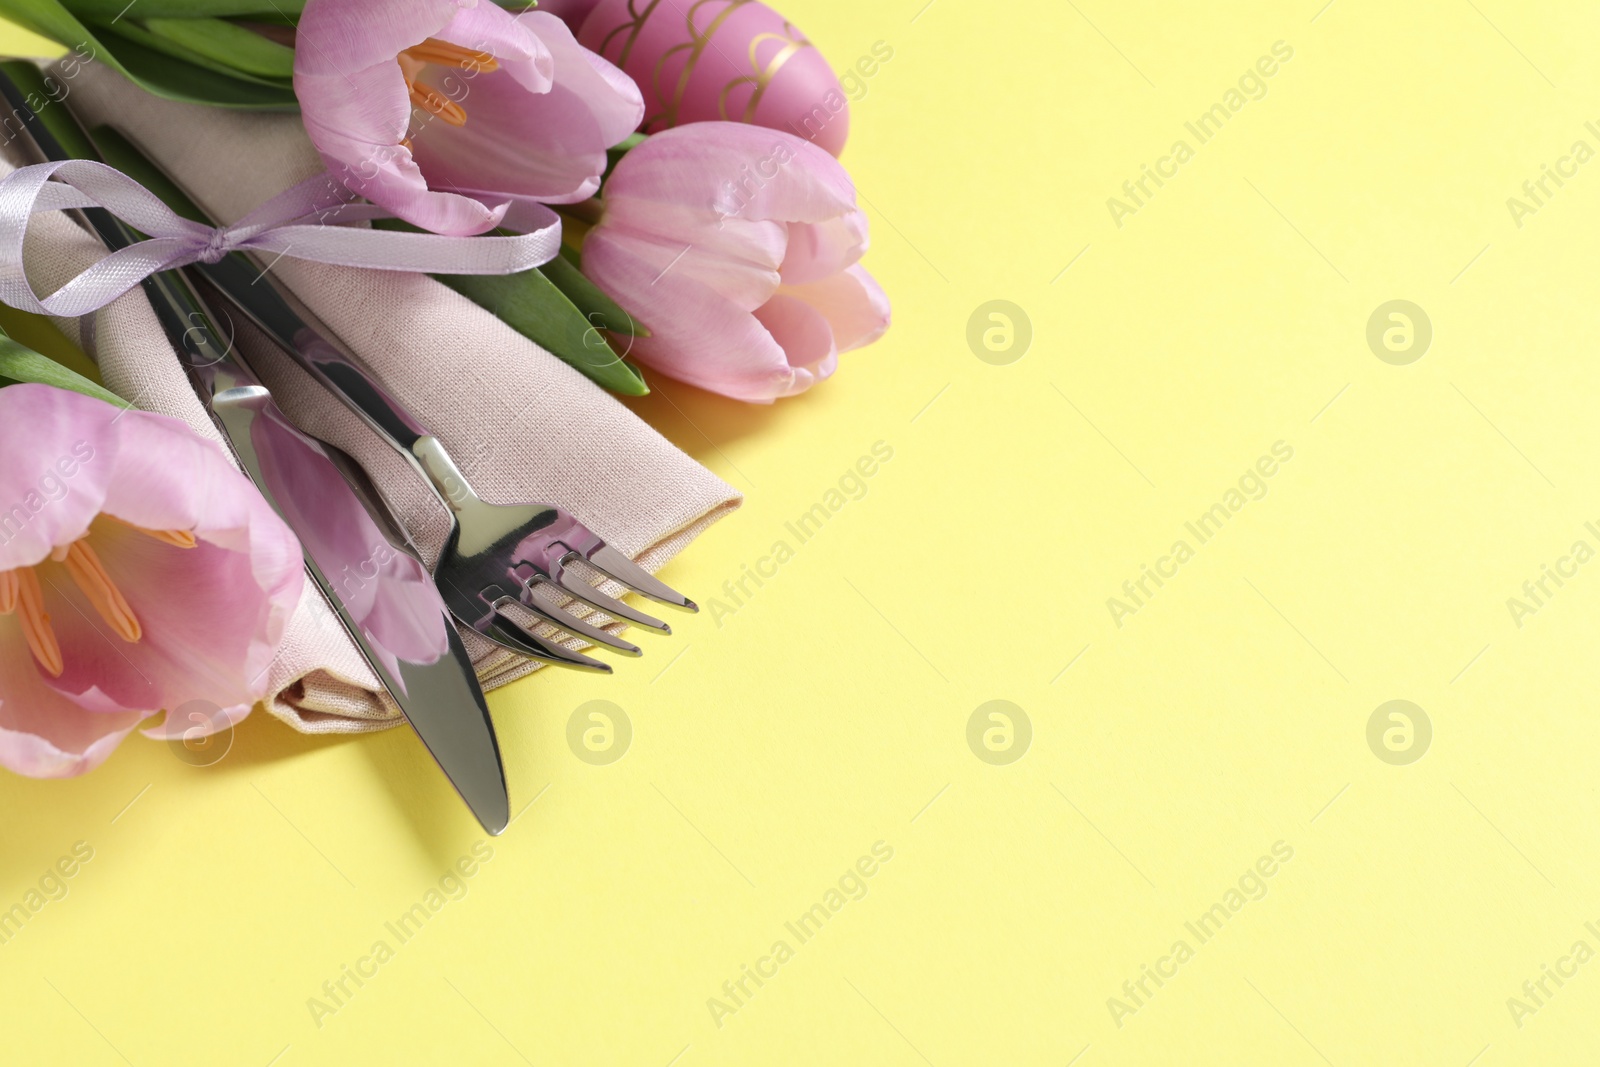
[8,61,739,733]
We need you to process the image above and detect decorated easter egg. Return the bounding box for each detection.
[571,0,851,156]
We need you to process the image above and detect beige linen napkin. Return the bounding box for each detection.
[11,62,739,733]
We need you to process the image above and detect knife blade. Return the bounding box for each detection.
[0,61,511,835]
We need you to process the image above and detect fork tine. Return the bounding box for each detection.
[583,544,698,613]
[521,584,643,656]
[547,571,672,634]
[485,612,613,673]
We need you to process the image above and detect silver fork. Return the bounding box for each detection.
[93,127,698,672]
[190,264,697,673]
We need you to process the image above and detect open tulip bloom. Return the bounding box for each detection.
[0,386,303,777]
[295,0,644,235]
[582,124,889,402]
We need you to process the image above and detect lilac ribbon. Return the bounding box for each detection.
[0,159,563,318]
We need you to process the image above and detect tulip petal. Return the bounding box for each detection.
[584,227,796,401]
[294,0,461,77]
[438,1,555,94]
[97,408,251,550]
[0,614,144,778]
[752,293,837,394]
[598,200,788,302]
[249,406,448,678]
[780,264,890,353]
[605,123,858,227]
[40,519,291,720]
[778,208,869,285]
[518,12,641,145]
[413,12,642,205]
[409,70,607,205]
[295,0,639,227]
[141,699,253,743]
[0,385,121,572]
[97,405,305,622]
[299,55,413,147]
[307,123,509,235]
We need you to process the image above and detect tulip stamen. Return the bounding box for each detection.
[3,520,195,677]
[402,39,498,73]
[105,515,197,549]
[407,80,469,127]
[62,540,141,643]
[14,567,63,677]
[140,528,197,549]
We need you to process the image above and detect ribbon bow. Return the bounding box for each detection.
[0,159,563,318]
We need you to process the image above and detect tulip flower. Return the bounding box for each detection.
[552,0,852,156]
[581,123,889,402]
[250,403,448,681]
[294,0,644,235]
[0,385,303,778]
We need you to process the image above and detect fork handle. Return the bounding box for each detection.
[412,435,477,516]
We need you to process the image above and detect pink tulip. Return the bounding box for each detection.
[294,0,644,235]
[250,403,449,681]
[0,385,303,778]
[582,122,889,402]
[556,0,852,156]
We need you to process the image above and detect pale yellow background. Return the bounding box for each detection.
[3,1,1599,1063]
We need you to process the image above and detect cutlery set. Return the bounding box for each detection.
[0,62,693,835]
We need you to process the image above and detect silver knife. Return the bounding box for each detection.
[0,62,511,835]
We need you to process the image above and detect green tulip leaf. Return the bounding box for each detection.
[437,269,649,397]
[94,20,294,90]
[133,17,295,82]
[0,0,297,107]
[0,331,127,406]
[59,0,518,16]
[540,246,649,338]
[60,0,303,17]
